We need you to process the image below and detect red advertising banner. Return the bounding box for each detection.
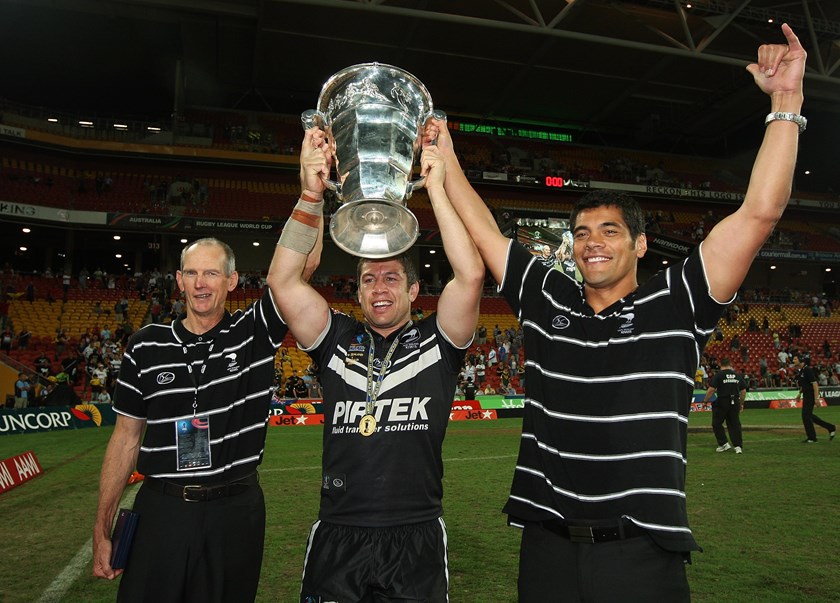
[692,398,829,411]
[449,409,498,421]
[451,401,481,411]
[268,414,325,427]
[0,451,44,495]
[768,398,827,410]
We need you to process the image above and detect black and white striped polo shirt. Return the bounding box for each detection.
[500,240,727,552]
[113,288,287,484]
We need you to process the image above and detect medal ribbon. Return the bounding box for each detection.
[363,321,412,417]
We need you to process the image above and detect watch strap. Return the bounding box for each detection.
[765,112,807,134]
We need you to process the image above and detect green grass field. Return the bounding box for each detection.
[1,407,838,602]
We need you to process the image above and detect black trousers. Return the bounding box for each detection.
[117,478,266,603]
[517,521,691,602]
[801,398,836,441]
[712,398,742,447]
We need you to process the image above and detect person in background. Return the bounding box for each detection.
[16,326,31,350]
[38,376,57,405]
[433,24,806,601]
[793,355,836,443]
[62,348,82,385]
[476,357,486,386]
[464,377,477,401]
[703,358,747,454]
[1,327,13,353]
[43,373,81,407]
[14,373,30,408]
[90,378,112,404]
[34,351,51,378]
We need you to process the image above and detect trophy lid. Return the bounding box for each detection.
[317,62,433,126]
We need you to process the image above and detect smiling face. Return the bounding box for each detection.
[572,205,647,307]
[357,258,419,337]
[176,242,238,330]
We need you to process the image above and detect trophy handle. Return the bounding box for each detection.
[406,110,448,197]
[300,110,342,196]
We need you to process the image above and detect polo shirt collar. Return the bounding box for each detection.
[173,311,232,344]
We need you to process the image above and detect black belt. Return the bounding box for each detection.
[538,518,646,543]
[143,472,257,503]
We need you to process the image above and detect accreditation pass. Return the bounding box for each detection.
[175,415,212,471]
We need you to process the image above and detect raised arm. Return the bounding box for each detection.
[266,128,330,348]
[702,23,806,301]
[420,131,485,347]
[92,414,144,580]
[428,119,511,284]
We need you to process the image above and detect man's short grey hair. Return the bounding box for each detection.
[180,238,236,276]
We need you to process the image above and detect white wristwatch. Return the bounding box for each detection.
[765,112,807,133]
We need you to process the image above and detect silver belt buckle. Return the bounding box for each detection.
[182,484,203,502]
[567,525,596,543]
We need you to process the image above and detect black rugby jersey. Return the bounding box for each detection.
[500,240,727,552]
[304,311,466,527]
[113,288,287,484]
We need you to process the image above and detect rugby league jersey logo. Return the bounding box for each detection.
[372,358,392,370]
[347,333,367,354]
[224,352,240,373]
[322,474,345,490]
[156,371,176,385]
[551,314,571,330]
[618,312,635,335]
[400,327,421,349]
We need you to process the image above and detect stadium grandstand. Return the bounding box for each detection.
[2,0,840,401]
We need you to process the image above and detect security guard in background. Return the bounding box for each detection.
[704,357,747,454]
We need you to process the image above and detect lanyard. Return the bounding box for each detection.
[183,338,212,416]
[363,321,411,416]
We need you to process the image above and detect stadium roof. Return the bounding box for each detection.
[2,0,840,184]
[2,1,840,282]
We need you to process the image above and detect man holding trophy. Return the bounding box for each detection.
[430,23,807,602]
[267,65,483,602]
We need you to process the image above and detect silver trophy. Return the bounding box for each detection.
[301,62,444,258]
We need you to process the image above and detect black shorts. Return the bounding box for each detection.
[300,518,449,603]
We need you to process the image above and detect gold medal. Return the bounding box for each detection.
[359,414,377,436]
[360,322,411,439]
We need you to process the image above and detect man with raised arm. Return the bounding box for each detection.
[433,24,806,601]
[267,123,483,602]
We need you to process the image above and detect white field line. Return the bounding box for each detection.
[37,486,139,603]
[39,454,517,599]
[39,432,808,600]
